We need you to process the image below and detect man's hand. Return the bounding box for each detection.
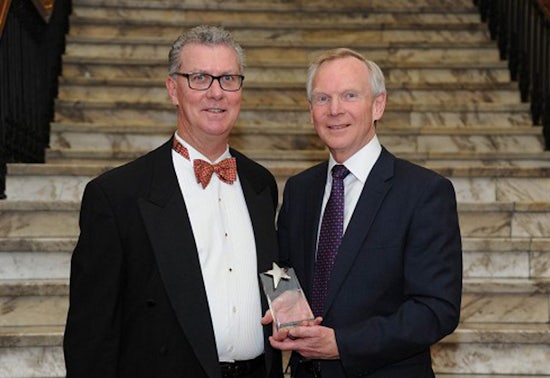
[268,324,340,360]
[261,310,289,341]
[261,310,323,342]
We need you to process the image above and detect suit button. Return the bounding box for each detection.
[146,299,156,307]
[160,345,168,355]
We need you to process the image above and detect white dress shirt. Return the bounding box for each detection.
[319,135,383,242]
[171,133,264,362]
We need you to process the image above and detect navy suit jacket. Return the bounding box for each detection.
[277,147,462,377]
[64,138,283,378]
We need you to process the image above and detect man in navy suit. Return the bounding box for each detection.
[265,48,462,377]
[64,25,282,378]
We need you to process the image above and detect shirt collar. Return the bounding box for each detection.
[328,134,382,183]
[174,132,231,163]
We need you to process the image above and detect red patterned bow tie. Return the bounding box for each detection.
[193,158,237,189]
[173,138,237,189]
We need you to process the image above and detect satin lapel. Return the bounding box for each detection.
[324,149,395,315]
[303,162,329,297]
[138,140,221,378]
[239,176,276,274]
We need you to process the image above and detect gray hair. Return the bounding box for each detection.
[168,25,245,77]
[306,48,386,101]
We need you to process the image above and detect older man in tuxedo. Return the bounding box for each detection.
[64,25,283,378]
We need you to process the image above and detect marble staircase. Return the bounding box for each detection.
[2,0,550,376]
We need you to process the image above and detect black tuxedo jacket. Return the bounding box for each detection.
[64,139,282,378]
[277,147,462,377]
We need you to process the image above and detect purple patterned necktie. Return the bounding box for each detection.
[312,164,350,317]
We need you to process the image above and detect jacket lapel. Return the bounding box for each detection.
[138,139,221,378]
[324,148,395,315]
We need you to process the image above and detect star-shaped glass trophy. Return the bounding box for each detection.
[260,262,314,329]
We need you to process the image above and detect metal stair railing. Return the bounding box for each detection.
[0,0,71,199]
[474,0,550,150]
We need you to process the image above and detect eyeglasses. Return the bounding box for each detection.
[174,72,244,92]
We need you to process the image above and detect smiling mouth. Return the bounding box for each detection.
[328,123,348,129]
[205,108,225,113]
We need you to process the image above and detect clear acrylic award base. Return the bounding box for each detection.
[260,263,314,329]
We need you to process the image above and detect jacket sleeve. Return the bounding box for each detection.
[336,175,463,375]
[63,180,124,378]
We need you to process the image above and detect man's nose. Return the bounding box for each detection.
[329,97,344,114]
[207,78,224,97]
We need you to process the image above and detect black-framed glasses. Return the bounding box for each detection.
[174,72,244,92]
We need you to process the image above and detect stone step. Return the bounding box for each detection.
[2,236,548,280]
[1,278,548,328]
[50,102,535,130]
[43,148,550,173]
[0,277,548,377]
[71,5,481,28]
[63,58,512,85]
[2,194,550,238]
[463,237,550,279]
[64,40,501,64]
[0,201,80,238]
[0,238,75,280]
[53,99,532,128]
[56,78,522,106]
[461,278,550,324]
[0,325,64,378]
[67,23,490,44]
[433,323,550,375]
[0,280,68,328]
[48,123,545,154]
[2,278,550,375]
[70,0,476,12]
[46,151,550,172]
[44,146,550,166]
[457,202,550,239]
[0,281,67,376]
[49,121,542,137]
[2,324,549,378]
[6,161,550,202]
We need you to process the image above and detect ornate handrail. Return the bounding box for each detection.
[474,0,550,150]
[30,0,55,22]
[538,0,550,18]
[0,0,11,38]
[1,0,53,38]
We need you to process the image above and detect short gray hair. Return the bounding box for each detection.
[306,48,386,101]
[168,25,245,77]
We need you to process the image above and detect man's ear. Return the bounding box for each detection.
[372,92,387,121]
[165,76,179,106]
